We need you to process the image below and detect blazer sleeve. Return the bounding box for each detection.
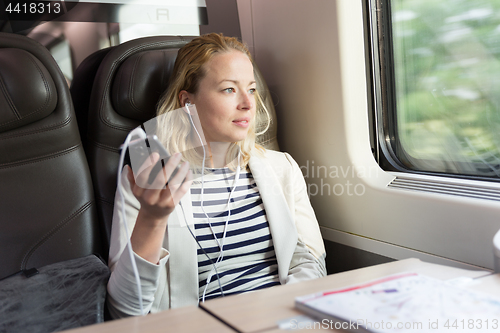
[283,152,327,283]
[106,166,170,318]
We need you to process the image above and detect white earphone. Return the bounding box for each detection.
[182,100,241,301]
[185,102,192,114]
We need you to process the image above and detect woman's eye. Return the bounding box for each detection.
[223,88,235,93]
[249,88,256,94]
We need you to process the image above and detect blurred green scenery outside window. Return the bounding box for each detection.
[391,0,500,178]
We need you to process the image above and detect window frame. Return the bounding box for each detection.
[366,0,500,183]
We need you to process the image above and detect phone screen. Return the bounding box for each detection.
[128,135,179,186]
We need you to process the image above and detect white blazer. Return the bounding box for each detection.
[107,149,326,318]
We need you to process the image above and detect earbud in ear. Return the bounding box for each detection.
[184,102,192,115]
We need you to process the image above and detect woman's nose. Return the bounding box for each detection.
[238,92,254,110]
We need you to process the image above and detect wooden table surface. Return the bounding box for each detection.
[61,305,235,333]
[60,258,493,333]
[200,258,490,333]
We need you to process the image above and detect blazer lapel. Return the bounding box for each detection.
[249,154,298,283]
[166,189,199,308]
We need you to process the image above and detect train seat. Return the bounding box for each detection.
[0,32,102,279]
[70,47,113,153]
[71,35,279,255]
[71,36,194,255]
[0,32,105,329]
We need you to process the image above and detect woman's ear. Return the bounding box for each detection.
[178,90,192,108]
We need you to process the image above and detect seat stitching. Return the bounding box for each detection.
[20,200,95,269]
[96,196,114,206]
[0,69,21,121]
[99,41,189,131]
[128,53,143,114]
[27,54,52,116]
[0,144,79,169]
[0,116,71,140]
[89,140,120,152]
[0,55,54,128]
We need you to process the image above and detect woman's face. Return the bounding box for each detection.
[187,50,256,143]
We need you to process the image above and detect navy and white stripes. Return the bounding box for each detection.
[191,168,280,301]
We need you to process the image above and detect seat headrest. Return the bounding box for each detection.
[111,49,178,122]
[0,48,57,134]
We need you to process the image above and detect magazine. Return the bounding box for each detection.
[295,273,500,333]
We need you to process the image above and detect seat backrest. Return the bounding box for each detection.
[71,36,194,253]
[70,47,113,152]
[71,36,279,252]
[0,33,102,279]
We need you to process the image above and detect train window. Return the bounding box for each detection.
[6,1,208,80]
[118,23,200,44]
[371,0,500,179]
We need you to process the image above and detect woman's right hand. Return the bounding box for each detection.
[127,152,193,225]
[126,152,192,264]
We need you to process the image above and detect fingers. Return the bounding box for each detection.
[145,153,181,189]
[163,161,192,205]
[171,168,193,205]
[133,152,160,190]
[165,156,189,187]
[126,165,135,186]
[139,153,182,205]
[128,151,193,221]
[137,152,160,177]
[131,152,190,200]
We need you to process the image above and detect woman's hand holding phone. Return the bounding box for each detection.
[127,152,192,223]
[126,152,193,264]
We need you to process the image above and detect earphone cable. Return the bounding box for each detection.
[117,128,147,316]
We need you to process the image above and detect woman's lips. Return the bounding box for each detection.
[233,119,250,127]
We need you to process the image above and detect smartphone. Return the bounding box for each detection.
[127,135,180,186]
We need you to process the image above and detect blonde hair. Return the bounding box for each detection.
[156,33,270,172]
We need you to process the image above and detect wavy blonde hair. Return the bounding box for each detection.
[155,33,270,172]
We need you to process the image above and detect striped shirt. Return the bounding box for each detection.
[191,167,280,301]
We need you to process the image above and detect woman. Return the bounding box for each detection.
[107,33,326,318]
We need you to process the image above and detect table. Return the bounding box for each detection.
[62,258,494,333]
[63,305,235,333]
[200,258,490,333]
[468,272,500,297]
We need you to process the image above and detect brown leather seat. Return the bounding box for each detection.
[71,36,279,254]
[0,32,102,280]
[71,36,194,255]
